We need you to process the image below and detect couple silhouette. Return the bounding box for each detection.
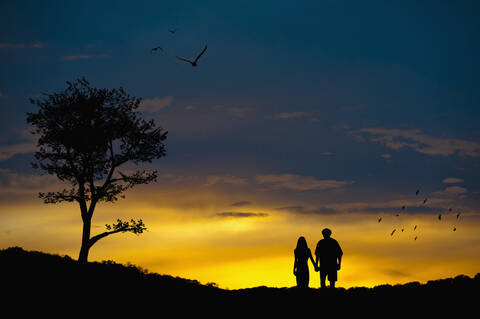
[293,228,343,288]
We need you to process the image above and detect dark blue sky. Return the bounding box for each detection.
[1,0,479,207]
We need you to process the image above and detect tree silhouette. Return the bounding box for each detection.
[27,78,167,263]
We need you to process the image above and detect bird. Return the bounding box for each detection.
[401,206,406,210]
[391,229,396,236]
[416,189,420,196]
[150,46,164,54]
[395,213,400,217]
[456,212,461,219]
[414,225,417,230]
[176,44,208,67]
[414,236,418,241]
[378,217,382,223]
[423,198,428,204]
[453,227,457,231]
[438,214,442,220]
[448,207,452,212]
[168,28,178,34]
[401,228,404,232]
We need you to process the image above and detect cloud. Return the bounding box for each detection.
[139,96,174,112]
[355,128,480,157]
[214,212,269,218]
[442,178,464,184]
[0,42,46,49]
[275,205,338,215]
[0,142,36,160]
[256,174,355,191]
[0,168,58,191]
[272,112,311,119]
[61,53,109,61]
[434,186,468,197]
[231,201,252,207]
[205,175,248,187]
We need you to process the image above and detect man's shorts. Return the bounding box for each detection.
[320,268,337,282]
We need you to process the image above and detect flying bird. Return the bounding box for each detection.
[378,217,382,223]
[168,28,178,34]
[423,198,428,204]
[414,236,418,241]
[416,189,420,196]
[176,44,208,67]
[414,225,417,230]
[453,227,457,231]
[391,229,396,236]
[456,212,461,219]
[150,46,164,54]
[438,214,442,220]
[395,213,400,217]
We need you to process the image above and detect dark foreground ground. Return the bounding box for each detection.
[1,247,478,316]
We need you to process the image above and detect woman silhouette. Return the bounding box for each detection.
[293,236,316,288]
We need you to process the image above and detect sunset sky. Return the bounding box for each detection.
[1,1,479,289]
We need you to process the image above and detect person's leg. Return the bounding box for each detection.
[320,271,327,288]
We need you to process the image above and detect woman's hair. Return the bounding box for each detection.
[295,236,308,253]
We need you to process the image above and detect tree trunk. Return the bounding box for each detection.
[78,217,91,263]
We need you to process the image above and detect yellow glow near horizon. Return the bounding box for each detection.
[1,189,479,290]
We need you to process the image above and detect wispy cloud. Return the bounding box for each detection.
[61,53,109,61]
[275,205,338,215]
[352,128,480,157]
[442,178,464,184]
[272,112,311,119]
[0,142,36,160]
[214,212,269,218]
[0,168,58,192]
[205,175,248,187]
[256,174,355,191]
[231,201,252,207]
[433,186,468,197]
[139,96,174,113]
[0,42,46,49]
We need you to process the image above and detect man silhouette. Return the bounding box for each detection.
[314,228,343,288]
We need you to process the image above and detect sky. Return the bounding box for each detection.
[1,0,480,289]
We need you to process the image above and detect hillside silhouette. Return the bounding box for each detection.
[2,247,478,315]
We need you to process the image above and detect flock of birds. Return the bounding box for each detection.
[150,28,208,67]
[378,188,463,241]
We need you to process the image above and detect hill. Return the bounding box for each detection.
[1,247,478,315]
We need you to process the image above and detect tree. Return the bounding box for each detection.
[27,78,167,263]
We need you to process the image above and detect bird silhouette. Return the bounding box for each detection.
[416,189,420,196]
[453,227,457,231]
[401,206,406,210]
[176,44,208,67]
[423,198,428,204]
[401,228,404,232]
[456,212,461,219]
[395,213,400,217]
[414,236,418,241]
[438,214,442,220]
[414,225,417,230]
[391,229,396,236]
[378,217,382,223]
[150,46,164,54]
[168,28,178,34]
